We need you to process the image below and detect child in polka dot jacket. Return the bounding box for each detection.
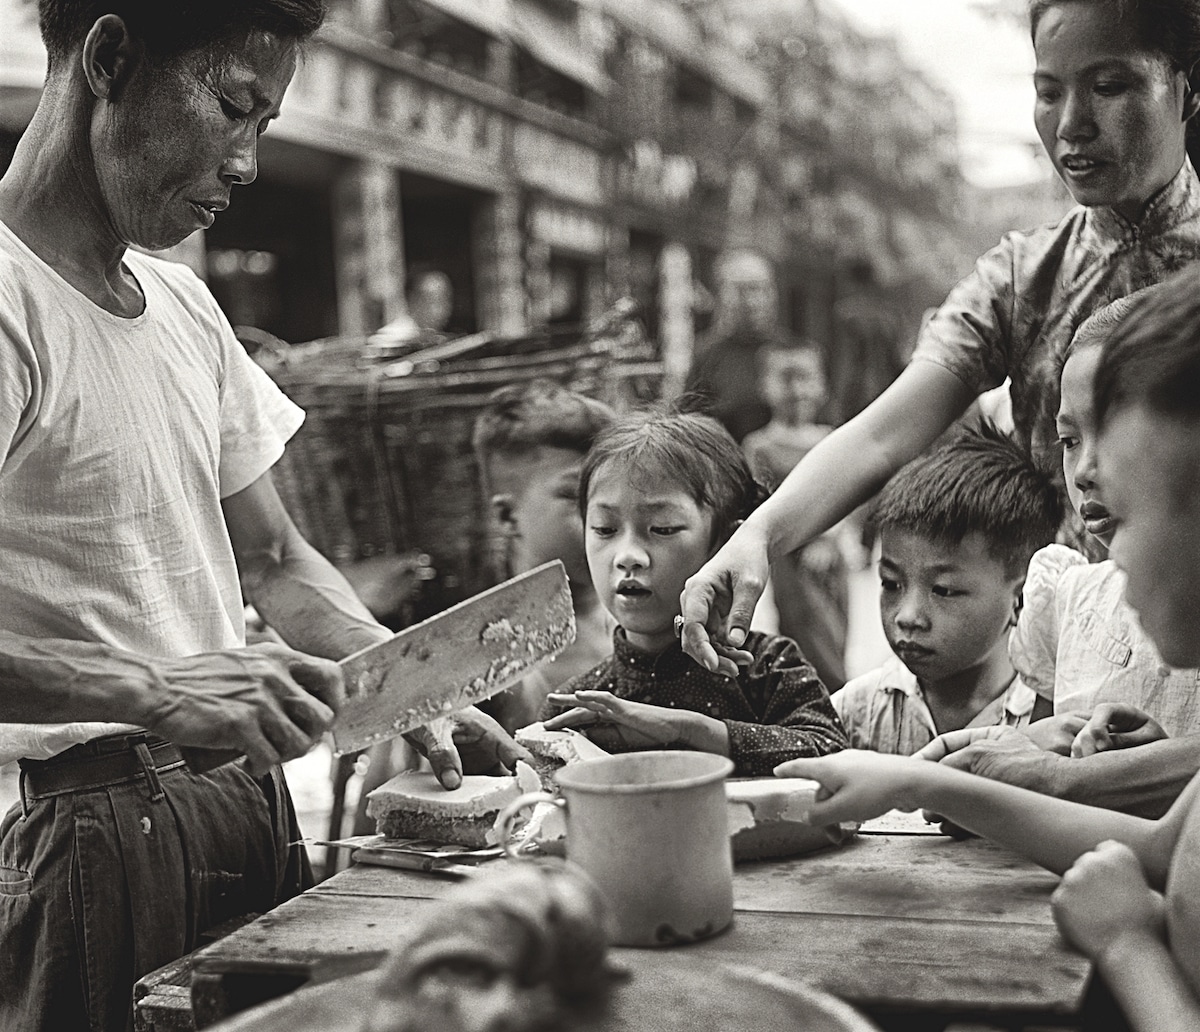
[541,409,848,775]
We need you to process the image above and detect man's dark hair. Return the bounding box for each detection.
[38,0,327,65]
[872,420,1062,578]
[1094,266,1200,431]
[472,379,615,464]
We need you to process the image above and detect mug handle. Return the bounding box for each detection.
[496,791,563,859]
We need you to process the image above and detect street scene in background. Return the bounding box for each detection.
[8,0,1200,1030]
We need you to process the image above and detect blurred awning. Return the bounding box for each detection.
[510,2,611,95]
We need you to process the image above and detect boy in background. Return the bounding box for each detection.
[472,379,616,731]
[351,379,614,834]
[833,422,1060,753]
[743,342,851,691]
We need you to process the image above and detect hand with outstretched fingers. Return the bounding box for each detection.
[773,750,922,826]
[544,690,694,752]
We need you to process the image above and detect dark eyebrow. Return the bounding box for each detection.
[1035,59,1138,82]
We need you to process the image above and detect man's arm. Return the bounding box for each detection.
[222,473,528,787]
[222,473,393,660]
[0,630,339,773]
[919,727,1200,818]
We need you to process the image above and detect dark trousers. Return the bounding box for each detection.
[0,734,311,1032]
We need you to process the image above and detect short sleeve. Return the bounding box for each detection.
[216,330,305,497]
[1010,544,1089,700]
[0,318,35,462]
[908,233,1018,395]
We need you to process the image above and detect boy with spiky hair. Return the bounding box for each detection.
[834,422,1061,753]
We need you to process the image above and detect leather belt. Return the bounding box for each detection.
[19,732,186,809]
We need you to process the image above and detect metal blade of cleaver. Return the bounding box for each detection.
[331,559,575,755]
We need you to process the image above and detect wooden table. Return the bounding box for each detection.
[189,817,1094,1030]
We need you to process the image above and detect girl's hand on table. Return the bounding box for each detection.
[1071,704,1168,758]
[544,690,724,753]
[774,750,921,825]
[1051,840,1164,959]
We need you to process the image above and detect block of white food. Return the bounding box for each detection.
[366,762,540,848]
[726,778,856,861]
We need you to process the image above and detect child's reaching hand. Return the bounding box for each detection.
[1051,840,1165,959]
[544,690,731,756]
[773,751,924,825]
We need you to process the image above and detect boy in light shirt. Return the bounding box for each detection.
[833,422,1059,753]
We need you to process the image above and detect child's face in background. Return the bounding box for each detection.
[1033,2,1192,222]
[1057,346,1116,548]
[761,349,826,426]
[488,447,591,590]
[584,461,716,654]
[1101,406,1200,668]
[878,527,1022,685]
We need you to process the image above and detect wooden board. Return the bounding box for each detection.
[204,960,883,1032]
[192,886,1090,1019]
[313,834,1064,926]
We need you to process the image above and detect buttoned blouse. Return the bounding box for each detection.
[544,628,848,776]
[1011,545,1200,736]
[912,162,1200,492]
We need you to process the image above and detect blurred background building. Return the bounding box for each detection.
[0,0,1068,411]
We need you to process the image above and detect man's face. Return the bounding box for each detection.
[92,29,297,250]
[489,448,589,589]
[1100,406,1200,667]
[761,349,826,425]
[718,254,777,333]
[411,273,453,331]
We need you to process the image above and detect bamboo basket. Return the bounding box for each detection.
[258,302,662,616]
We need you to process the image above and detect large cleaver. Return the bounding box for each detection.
[330,559,575,755]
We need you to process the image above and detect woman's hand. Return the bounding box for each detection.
[1023,712,1090,755]
[678,524,770,676]
[1071,703,1168,758]
[1051,840,1164,959]
[543,690,728,754]
[773,750,923,825]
